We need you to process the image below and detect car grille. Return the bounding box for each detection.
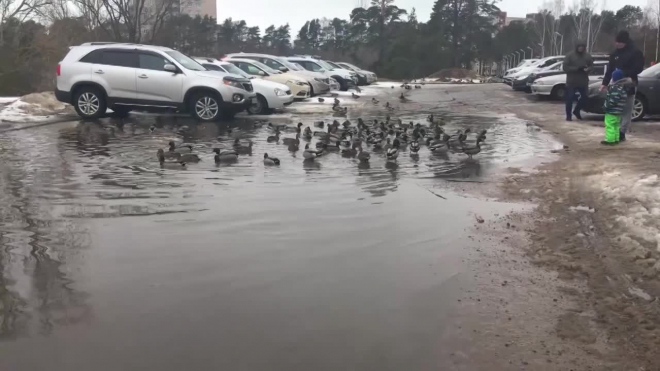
[242,82,253,92]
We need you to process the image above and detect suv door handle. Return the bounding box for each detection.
[138,74,148,79]
[95,70,104,74]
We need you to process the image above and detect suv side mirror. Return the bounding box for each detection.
[279,66,288,72]
[257,70,266,76]
[164,64,177,73]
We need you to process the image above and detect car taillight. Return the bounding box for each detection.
[56,64,61,76]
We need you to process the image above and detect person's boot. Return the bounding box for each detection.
[619,132,626,142]
[573,109,583,120]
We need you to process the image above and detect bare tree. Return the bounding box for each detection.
[0,0,50,45]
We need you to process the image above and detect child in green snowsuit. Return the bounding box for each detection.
[602,69,634,145]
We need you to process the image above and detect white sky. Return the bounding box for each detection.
[216,0,648,33]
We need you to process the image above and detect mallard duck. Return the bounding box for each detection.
[282,132,300,146]
[332,105,348,114]
[322,141,341,152]
[387,139,400,161]
[318,97,325,103]
[461,138,483,159]
[383,138,392,151]
[179,153,201,163]
[354,86,362,93]
[149,125,156,133]
[399,93,408,102]
[267,130,280,143]
[268,123,286,132]
[233,139,253,154]
[357,146,370,162]
[385,102,391,109]
[333,98,340,106]
[157,149,186,167]
[263,153,280,165]
[410,140,420,154]
[342,143,358,157]
[352,93,360,99]
[302,126,313,140]
[303,144,323,160]
[372,98,379,104]
[213,148,238,163]
[430,137,450,153]
[288,140,300,152]
[169,141,193,153]
[314,121,325,128]
[448,129,470,148]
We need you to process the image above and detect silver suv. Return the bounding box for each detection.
[56,42,256,121]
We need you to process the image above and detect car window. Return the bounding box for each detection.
[639,63,660,77]
[220,63,250,78]
[300,61,324,72]
[539,59,555,68]
[139,53,170,71]
[235,62,265,76]
[80,49,103,63]
[262,58,285,71]
[101,50,137,68]
[165,50,205,71]
[590,65,605,76]
[203,63,225,72]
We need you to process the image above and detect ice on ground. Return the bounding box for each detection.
[0,97,18,104]
[569,205,595,213]
[0,92,73,123]
[592,171,660,253]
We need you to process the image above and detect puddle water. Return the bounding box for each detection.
[0,86,556,370]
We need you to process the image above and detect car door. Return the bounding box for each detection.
[92,49,137,99]
[135,51,184,105]
[588,64,606,84]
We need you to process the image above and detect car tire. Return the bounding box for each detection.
[111,105,132,117]
[334,77,349,91]
[632,96,647,121]
[309,84,315,97]
[190,92,221,122]
[551,85,566,100]
[73,86,107,119]
[248,95,271,115]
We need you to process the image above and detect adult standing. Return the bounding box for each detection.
[600,30,645,141]
[563,40,593,121]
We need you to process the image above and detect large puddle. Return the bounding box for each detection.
[0,86,558,370]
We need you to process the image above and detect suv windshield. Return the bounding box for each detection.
[166,51,205,71]
[221,63,250,78]
[325,61,342,69]
[316,60,335,70]
[247,59,280,74]
[639,63,660,77]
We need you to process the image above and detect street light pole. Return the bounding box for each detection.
[520,48,526,61]
[515,51,521,66]
[527,46,533,59]
[555,32,564,55]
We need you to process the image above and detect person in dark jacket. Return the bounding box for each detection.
[600,30,645,141]
[563,40,593,121]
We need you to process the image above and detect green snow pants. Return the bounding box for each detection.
[604,113,621,143]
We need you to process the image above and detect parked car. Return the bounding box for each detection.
[55,42,255,121]
[195,58,294,115]
[504,56,565,84]
[530,62,607,100]
[224,53,331,95]
[334,61,377,84]
[511,61,564,91]
[225,58,310,100]
[504,59,540,77]
[287,56,357,91]
[583,63,660,121]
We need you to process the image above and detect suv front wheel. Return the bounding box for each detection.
[190,92,221,121]
[74,87,107,119]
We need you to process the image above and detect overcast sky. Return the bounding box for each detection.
[216,0,648,33]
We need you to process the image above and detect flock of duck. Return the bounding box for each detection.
[156,113,487,168]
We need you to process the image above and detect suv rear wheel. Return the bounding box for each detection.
[247,95,271,115]
[190,92,221,121]
[74,87,106,119]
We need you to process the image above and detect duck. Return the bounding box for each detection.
[372,98,379,104]
[318,97,325,103]
[303,144,323,160]
[213,148,238,163]
[385,102,391,109]
[461,137,483,159]
[179,153,201,163]
[268,123,286,132]
[391,85,395,89]
[342,143,358,157]
[267,130,280,143]
[352,93,360,99]
[233,138,253,150]
[302,126,313,140]
[169,141,193,153]
[322,141,341,152]
[314,121,325,128]
[263,153,280,165]
[332,105,348,114]
[399,93,408,102]
[149,125,156,133]
[430,134,451,153]
[387,139,400,161]
[410,140,420,154]
[156,149,186,167]
[357,145,371,162]
[333,98,340,106]
[282,132,300,146]
[448,129,470,148]
[354,86,362,93]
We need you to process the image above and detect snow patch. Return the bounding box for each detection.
[628,286,653,301]
[569,205,595,213]
[0,92,73,123]
[0,97,18,104]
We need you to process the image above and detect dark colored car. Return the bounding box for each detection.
[583,63,660,121]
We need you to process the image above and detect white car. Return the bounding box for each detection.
[224,53,331,95]
[335,61,377,84]
[505,56,565,84]
[531,62,607,100]
[55,42,256,121]
[225,58,311,100]
[196,58,293,115]
[287,56,357,91]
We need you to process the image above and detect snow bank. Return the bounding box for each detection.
[0,97,18,104]
[0,92,73,123]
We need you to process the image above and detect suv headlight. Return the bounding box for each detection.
[274,88,287,96]
[349,72,357,76]
[223,77,244,89]
[314,78,324,83]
